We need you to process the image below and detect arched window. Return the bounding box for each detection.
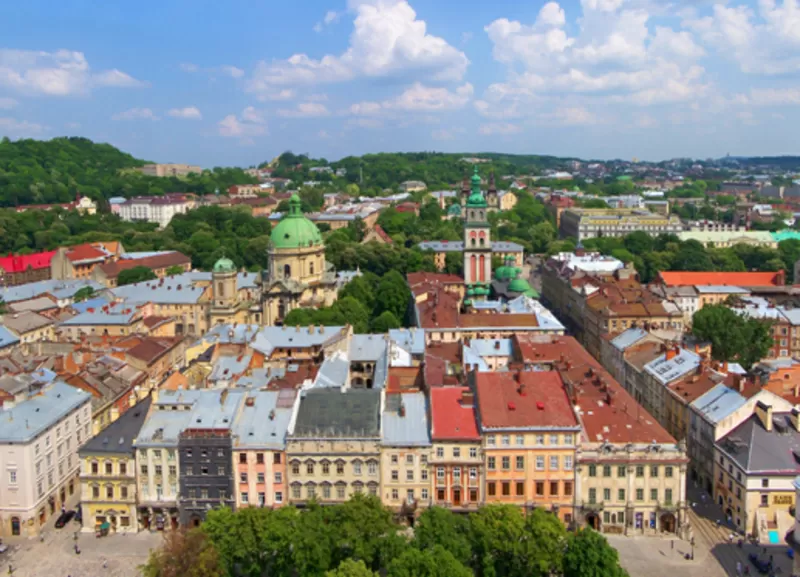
[479,255,486,282]
[283,264,291,278]
[470,255,477,283]
[310,261,315,275]
[479,238,485,247]
[217,282,224,297]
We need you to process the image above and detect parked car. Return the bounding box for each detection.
[54,510,75,529]
[748,553,772,575]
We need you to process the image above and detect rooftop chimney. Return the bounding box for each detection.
[245,396,255,407]
[461,390,474,408]
[399,403,406,417]
[755,401,773,432]
[791,407,800,432]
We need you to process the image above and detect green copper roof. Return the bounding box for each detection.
[494,265,516,281]
[508,276,533,293]
[212,257,236,273]
[447,203,462,215]
[270,194,323,250]
[466,167,487,208]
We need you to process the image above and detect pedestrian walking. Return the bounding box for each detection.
[737,561,742,576]
[671,540,674,550]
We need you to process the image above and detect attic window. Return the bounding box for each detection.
[284,234,290,239]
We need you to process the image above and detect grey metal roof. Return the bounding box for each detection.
[0,369,58,396]
[232,390,296,450]
[0,279,104,304]
[349,334,387,362]
[292,388,381,438]
[0,327,19,350]
[61,307,138,326]
[691,384,747,425]
[0,381,91,443]
[468,338,513,357]
[209,353,253,382]
[111,273,206,305]
[8,296,59,313]
[694,285,749,294]
[389,328,425,356]
[644,348,701,384]
[462,344,489,372]
[382,392,430,446]
[610,327,649,351]
[719,412,800,473]
[313,352,350,388]
[79,397,152,456]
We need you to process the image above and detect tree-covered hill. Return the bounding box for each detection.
[0,137,257,207]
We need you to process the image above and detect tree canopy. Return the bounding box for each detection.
[143,500,629,577]
[117,265,157,286]
[691,304,774,369]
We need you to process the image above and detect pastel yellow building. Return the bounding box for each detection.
[79,398,151,533]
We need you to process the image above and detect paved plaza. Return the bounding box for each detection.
[3,523,161,577]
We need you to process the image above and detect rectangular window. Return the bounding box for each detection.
[487,435,496,447]
[516,481,524,496]
[665,466,673,478]
[588,464,597,477]
[550,434,559,445]
[762,478,769,488]
[665,488,673,504]
[550,481,559,496]
[618,466,626,477]
[453,468,461,483]
[337,486,345,499]
[422,488,429,500]
[488,482,496,496]
[564,456,573,471]
[239,453,247,464]
[535,456,545,471]
[501,435,510,446]
[635,466,644,478]
[274,472,282,484]
[501,482,510,496]
[636,488,644,501]
[515,456,524,470]
[502,456,510,471]
[602,465,611,477]
[516,435,524,446]
[453,447,461,458]
[564,481,573,496]
[421,469,428,481]
[406,470,414,482]
[436,447,444,458]
[368,462,377,476]
[603,488,611,501]
[274,453,281,465]
[469,467,477,479]
[651,489,658,502]
[121,486,128,499]
[487,457,496,471]
[564,434,573,445]
[535,434,545,445]
[322,463,330,475]
[257,453,264,464]
[650,466,659,478]
[240,473,248,483]
[549,456,559,470]
[306,463,314,475]
[337,463,345,475]
[406,454,414,465]
[618,489,625,502]
[353,462,362,475]
[322,485,331,499]
[391,489,399,500]
[589,488,597,504]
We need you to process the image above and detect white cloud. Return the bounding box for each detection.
[684,2,800,74]
[315,10,340,32]
[242,106,267,124]
[481,0,709,117]
[346,82,473,117]
[541,106,599,125]
[218,113,267,138]
[0,117,46,136]
[248,0,469,98]
[112,107,159,121]
[277,102,330,117]
[221,65,245,79]
[0,49,144,96]
[180,63,199,73]
[479,122,522,135]
[746,87,800,106]
[0,97,16,110]
[167,106,202,120]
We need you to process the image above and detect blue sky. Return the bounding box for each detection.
[2,0,800,166]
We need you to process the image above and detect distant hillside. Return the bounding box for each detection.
[0,137,256,208]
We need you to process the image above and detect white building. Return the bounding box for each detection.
[0,381,92,537]
[118,194,194,229]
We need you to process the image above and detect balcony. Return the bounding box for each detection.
[578,500,604,512]
[658,501,683,512]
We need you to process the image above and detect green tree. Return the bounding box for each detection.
[333,297,370,333]
[413,507,472,566]
[339,274,378,312]
[387,546,472,577]
[141,529,221,577]
[117,265,157,286]
[165,265,185,276]
[692,304,773,369]
[518,508,568,577]
[370,311,401,332]
[563,529,628,577]
[72,286,95,302]
[374,270,410,323]
[326,559,379,577]
[469,504,527,577]
[326,494,398,571]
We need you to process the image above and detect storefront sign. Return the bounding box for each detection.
[773,494,793,505]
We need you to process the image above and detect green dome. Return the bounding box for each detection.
[213,257,236,273]
[466,166,487,208]
[447,203,462,215]
[508,276,533,294]
[494,265,515,281]
[463,299,473,306]
[270,194,323,249]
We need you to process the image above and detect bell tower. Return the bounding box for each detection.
[463,167,492,288]
[486,172,499,212]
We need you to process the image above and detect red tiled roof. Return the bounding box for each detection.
[65,244,109,263]
[374,225,393,244]
[474,370,578,430]
[98,252,190,278]
[407,272,463,296]
[0,250,56,273]
[513,334,675,444]
[430,387,480,441]
[657,271,784,287]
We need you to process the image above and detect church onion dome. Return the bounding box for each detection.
[508,276,534,294]
[212,257,236,273]
[494,265,515,281]
[466,166,487,208]
[270,194,324,249]
[447,203,462,216]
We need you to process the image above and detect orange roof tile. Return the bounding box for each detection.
[657,271,784,287]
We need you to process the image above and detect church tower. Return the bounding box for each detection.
[460,173,470,207]
[486,172,499,212]
[463,167,492,290]
[210,257,239,326]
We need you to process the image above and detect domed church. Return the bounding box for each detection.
[260,194,340,325]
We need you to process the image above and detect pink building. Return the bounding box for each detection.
[231,389,297,508]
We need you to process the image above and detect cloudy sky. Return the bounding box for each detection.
[2,0,800,166]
